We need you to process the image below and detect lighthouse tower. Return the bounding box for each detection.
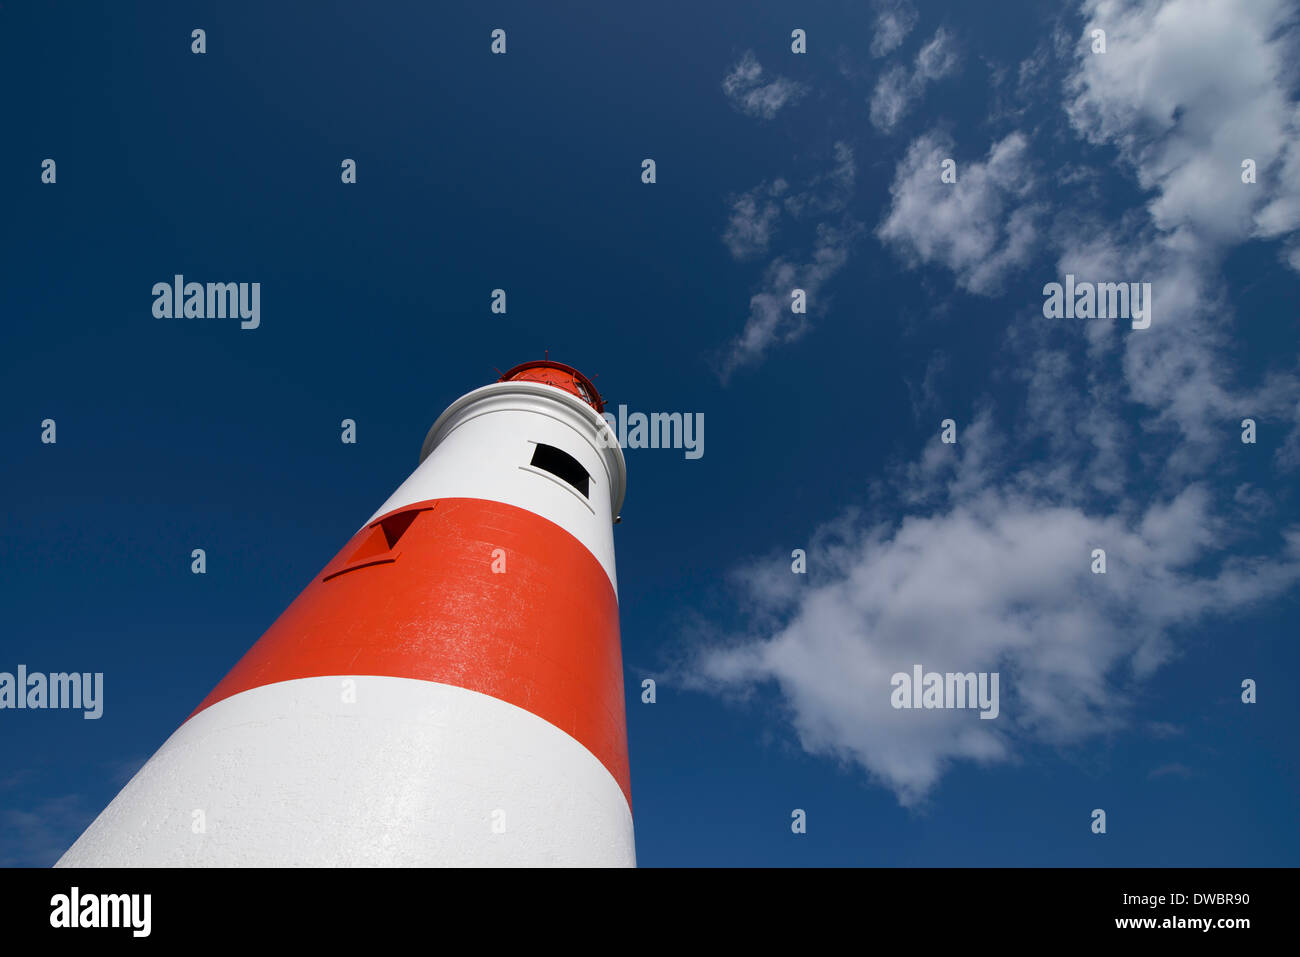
[58,361,634,867]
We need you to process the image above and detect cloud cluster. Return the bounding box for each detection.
[875,0,1300,471]
[695,0,1300,806]
[1060,0,1300,469]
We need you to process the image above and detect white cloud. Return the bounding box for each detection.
[869,65,913,133]
[1066,0,1300,261]
[877,131,1046,294]
[722,51,808,120]
[1059,0,1300,470]
[871,1,918,58]
[691,472,1300,806]
[869,28,960,132]
[916,27,960,80]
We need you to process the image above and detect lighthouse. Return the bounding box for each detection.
[57,360,634,867]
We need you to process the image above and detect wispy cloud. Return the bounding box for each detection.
[721,221,860,379]
[722,51,808,120]
[723,180,789,261]
[870,28,959,132]
[870,0,918,58]
[720,144,860,378]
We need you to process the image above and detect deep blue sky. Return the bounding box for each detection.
[3,0,1298,866]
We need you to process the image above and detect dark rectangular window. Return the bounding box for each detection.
[530,443,589,497]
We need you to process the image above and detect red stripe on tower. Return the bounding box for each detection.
[192,496,630,805]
